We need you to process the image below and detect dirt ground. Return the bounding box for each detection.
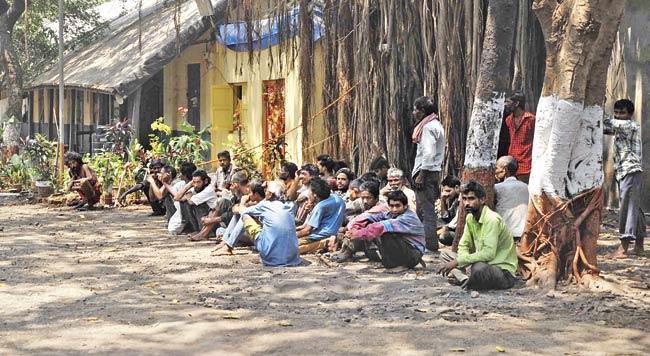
[0,199,649,355]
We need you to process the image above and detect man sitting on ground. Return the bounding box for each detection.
[212,181,302,267]
[289,164,320,224]
[347,190,426,269]
[296,178,346,254]
[436,175,461,246]
[65,151,101,211]
[188,171,251,242]
[118,159,166,216]
[330,180,389,262]
[370,156,390,188]
[380,168,417,212]
[438,180,518,290]
[213,150,236,199]
[151,162,196,235]
[494,156,529,240]
[334,168,355,197]
[147,165,178,222]
[210,178,264,252]
[176,170,217,234]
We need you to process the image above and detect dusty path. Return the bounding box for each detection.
[0,202,649,355]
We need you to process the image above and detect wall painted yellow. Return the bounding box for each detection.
[162,37,326,168]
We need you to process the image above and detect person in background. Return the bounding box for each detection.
[504,93,535,183]
[296,178,346,254]
[213,150,236,199]
[291,164,321,224]
[369,156,390,188]
[65,151,100,211]
[380,168,417,212]
[494,156,529,241]
[604,99,645,258]
[411,96,445,252]
[334,168,355,197]
[118,159,166,216]
[436,175,461,246]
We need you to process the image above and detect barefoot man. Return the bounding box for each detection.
[65,151,100,211]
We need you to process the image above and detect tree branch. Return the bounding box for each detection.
[6,0,26,27]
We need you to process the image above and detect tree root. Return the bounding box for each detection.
[519,187,603,289]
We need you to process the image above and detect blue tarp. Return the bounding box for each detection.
[216,6,324,52]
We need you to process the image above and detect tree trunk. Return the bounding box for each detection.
[452,0,518,251]
[0,0,27,159]
[520,0,626,289]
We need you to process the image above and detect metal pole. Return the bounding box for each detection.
[58,0,65,181]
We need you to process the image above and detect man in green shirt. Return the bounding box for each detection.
[438,180,518,290]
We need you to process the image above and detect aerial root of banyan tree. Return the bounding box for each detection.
[519,187,603,290]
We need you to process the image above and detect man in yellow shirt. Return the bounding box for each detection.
[438,180,518,290]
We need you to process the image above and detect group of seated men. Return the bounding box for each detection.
[114,151,530,291]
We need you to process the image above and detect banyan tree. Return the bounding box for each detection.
[224,0,546,177]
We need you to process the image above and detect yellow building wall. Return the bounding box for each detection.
[162,37,326,168]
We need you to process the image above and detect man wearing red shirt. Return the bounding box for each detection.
[504,94,535,183]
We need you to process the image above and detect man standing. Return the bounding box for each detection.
[348,190,426,269]
[605,99,645,258]
[494,156,529,241]
[411,96,445,252]
[504,93,535,183]
[380,168,417,212]
[439,180,518,291]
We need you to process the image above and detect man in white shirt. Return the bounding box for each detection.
[379,168,417,212]
[149,162,197,235]
[177,169,217,233]
[494,156,529,240]
[411,96,445,252]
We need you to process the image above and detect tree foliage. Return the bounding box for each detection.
[12,0,108,82]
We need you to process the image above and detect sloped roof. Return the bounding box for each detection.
[29,0,226,97]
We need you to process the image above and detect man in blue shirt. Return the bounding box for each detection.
[212,181,301,267]
[296,178,346,254]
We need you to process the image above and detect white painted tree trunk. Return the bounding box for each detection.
[529,96,604,198]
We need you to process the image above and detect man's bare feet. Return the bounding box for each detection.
[606,243,630,259]
[211,243,233,256]
[187,233,209,242]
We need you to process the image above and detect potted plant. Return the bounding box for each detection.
[23,134,57,197]
[87,151,123,205]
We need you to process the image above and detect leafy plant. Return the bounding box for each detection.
[104,118,134,158]
[148,117,212,167]
[1,154,33,190]
[227,140,262,180]
[23,133,57,181]
[86,151,124,193]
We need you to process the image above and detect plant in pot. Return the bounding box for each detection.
[87,151,123,206]
[23,134,57,197]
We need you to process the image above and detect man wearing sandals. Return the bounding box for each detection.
[438,180,518,290]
